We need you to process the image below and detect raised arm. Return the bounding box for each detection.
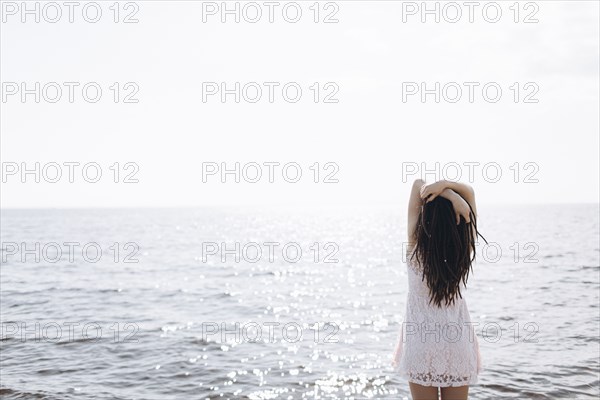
[407,179,425,244]
[443,181,477,217]
[439,188,473,225]
[420,180,477,217]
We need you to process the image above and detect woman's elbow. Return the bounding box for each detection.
[412,179,425,188]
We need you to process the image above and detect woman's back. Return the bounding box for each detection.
[394,179,484,391]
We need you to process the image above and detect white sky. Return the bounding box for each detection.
[1,0,599,208]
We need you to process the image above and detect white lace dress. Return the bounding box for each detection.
[392,252,482,387]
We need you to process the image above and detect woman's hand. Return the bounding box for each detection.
[419,180,447,203]
[451,194,472,225]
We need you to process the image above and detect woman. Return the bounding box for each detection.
[392,179,485,400]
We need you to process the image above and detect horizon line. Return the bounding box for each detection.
[1,202,599,211]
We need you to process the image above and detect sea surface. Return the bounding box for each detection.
[1,205,599,399]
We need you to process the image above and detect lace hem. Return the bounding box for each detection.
[403,372,479,387]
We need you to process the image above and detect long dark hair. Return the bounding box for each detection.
[411,196,487,308]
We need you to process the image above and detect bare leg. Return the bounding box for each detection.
[440,385,469,400]
[409,382,439,400]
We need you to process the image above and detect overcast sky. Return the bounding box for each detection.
[1,0,598,208]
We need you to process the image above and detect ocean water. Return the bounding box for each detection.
[1,205,598,399]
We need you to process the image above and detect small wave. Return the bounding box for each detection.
[54,337,100,346]
[36,368,79,376]
[0,386,52,399]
